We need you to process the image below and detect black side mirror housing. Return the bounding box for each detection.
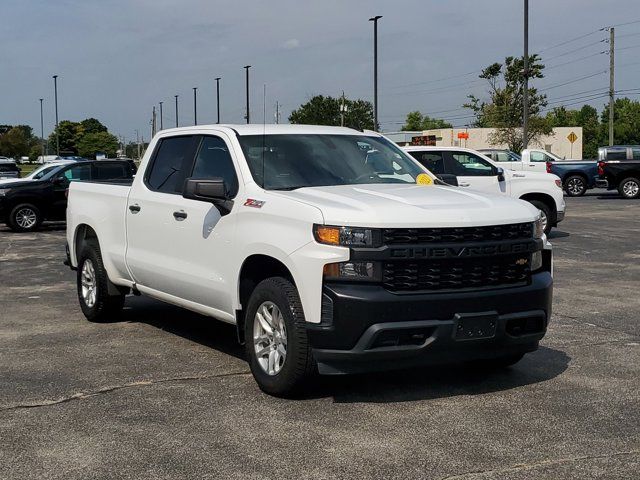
[183,177,233,215]
[183,178,227,202]
[52,176,67,186]
[435,173,459,187]
[496,167,505,182]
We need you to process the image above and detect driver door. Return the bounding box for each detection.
[527,151,550,172]
[444,151,506,195]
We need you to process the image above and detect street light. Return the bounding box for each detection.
[215,77,221,124]
[193,87,198,125]
[52,75,59,154]
[244,65,251,124]
[175,95,179,128]
[369,15,382,132]
[39,98,45,158]
[159,101,163,130]
[523,0,529,149]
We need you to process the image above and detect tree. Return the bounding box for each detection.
[601,97,640,147]
[289,95,374,130]
[546,105,600,158]
[401,111,452,131]
[48,120,81,154]
[76,131,119,159]
[0,126,38,159]
[464,55,551,152]
[79,118,108,135]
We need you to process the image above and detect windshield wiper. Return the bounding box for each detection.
[269,185,309,191]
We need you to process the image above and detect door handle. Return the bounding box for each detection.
[129,204,141,213]
[459,182,471,187]
[173,210,188,221]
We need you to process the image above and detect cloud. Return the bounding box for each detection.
[282,38,300,50]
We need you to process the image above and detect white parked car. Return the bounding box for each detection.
[403,146,565,234]
[66,125,553,396]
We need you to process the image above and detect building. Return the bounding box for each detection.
[386,127,584,159]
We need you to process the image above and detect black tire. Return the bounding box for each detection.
[7,203,42,232]
[563,175,587,197]
[618,177,640,199]
[244,277,315,397]
[77,240,125,322]
[527,199,553,235]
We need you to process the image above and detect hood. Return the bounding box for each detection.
[275,183,539,228]
[0,178,31,186]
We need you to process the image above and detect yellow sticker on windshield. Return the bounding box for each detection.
[416,173,433,186]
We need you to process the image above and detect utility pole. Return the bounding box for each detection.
[135,129,140,160]
[159,101,163,130]
[340,91,347,127]
[174,95,179,128]
[369,16,382,132]
[53,75,60,155]
[274,101,281,124]
[39,98,45,158]
[609,27,615,146]
[522,0,529,150]
[244,65,251,124]
[152,106,157,137]
[193,87,198,125]
[215,77,221,123]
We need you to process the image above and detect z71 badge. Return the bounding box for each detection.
[244,199,265,208]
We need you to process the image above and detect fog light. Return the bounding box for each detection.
[323,261,380,282]
[531,251,542,271]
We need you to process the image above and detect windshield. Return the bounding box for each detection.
[28,164,62,180]
[508,151,522,161]
[238,134,425,190]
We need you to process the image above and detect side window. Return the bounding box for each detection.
[191,136,239,197]
[449,152,495,176]
[61,164,91,182]
[408,151,445,175]
[529,151,547,162]
[495,152,511,162]
[93,162,130,181]
[605,149,627,160]
[632,148,640,160]
[146,136,197,194]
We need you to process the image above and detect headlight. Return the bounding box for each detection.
[533,215,544,239]
[531,251,543,271]
[323,261,381,282]
[313,224,380,247]
[0,188,10,196]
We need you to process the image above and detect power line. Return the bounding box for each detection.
[387,71,479,90]
[611,19,640,28]
[545,51,607,70]
[536,28,603,54]
[543,38,606,62]
[538,70,607,91]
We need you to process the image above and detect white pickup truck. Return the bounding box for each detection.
[66,125,553,396]
[403,146,565,234]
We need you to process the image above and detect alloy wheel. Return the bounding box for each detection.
[253,301,287,376]
[15,208,37,229]
[81,259,97,308]
[623,180,639,198]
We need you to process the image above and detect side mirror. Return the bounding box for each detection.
[183,177,227,202]
[496,167,505,182]
[435,174,459,187]
[52,176,67,186]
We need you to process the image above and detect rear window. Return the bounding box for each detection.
[146,136,197,194]
[605,149,627,160]
[0,163,19,172]
[93,162,133,180]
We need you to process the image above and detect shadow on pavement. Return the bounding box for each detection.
[548,230,570,240]
[120,296,569,403]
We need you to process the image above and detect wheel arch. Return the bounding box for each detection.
[519,192,557,223]
[73,223,99,266]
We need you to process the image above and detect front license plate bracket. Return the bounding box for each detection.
[453,312,498,341]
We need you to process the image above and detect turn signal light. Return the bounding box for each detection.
[315,226,341,245]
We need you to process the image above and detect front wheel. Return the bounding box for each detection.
[8,203,42,232]
[77,240,125,322]
[527,200,553,235]
[244,277,315,397]
[618,177,640,199]
[564,175,587,197]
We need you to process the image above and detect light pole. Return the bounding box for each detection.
[174,95,179,127]
[39,98,45,158]
[244,65,251,124]
[52,75,59,154]
[215,77,221,123]
[159,101,163,130]
[193,87,198,125]
[523,0,529,149]
[369,16,382,132]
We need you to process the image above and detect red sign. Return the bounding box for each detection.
[457,132,469,140]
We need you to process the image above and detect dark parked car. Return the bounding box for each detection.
[0,159,20,180]
[545,160,599,197]
[0,160,136,231]
[598,158,640,199]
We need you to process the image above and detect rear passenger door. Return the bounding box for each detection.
[494,151,522,171]
[91,161,134,182]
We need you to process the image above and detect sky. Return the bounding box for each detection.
[1,0,639,143]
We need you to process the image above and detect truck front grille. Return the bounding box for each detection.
[383,223,533,245]
[382,254,531,292]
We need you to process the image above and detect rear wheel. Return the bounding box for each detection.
[8,203,42,232]
[77,240,125,322]
[564,175,587,197]
[618,177,640,199]
[527,200,553,235]
[244,277,315,397]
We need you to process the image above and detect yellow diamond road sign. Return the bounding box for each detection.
[567,132,578,144]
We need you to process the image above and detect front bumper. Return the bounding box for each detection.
[308,270,552,375]
[555,210,565,223]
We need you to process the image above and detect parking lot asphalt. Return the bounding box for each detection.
[0,189,638,479]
